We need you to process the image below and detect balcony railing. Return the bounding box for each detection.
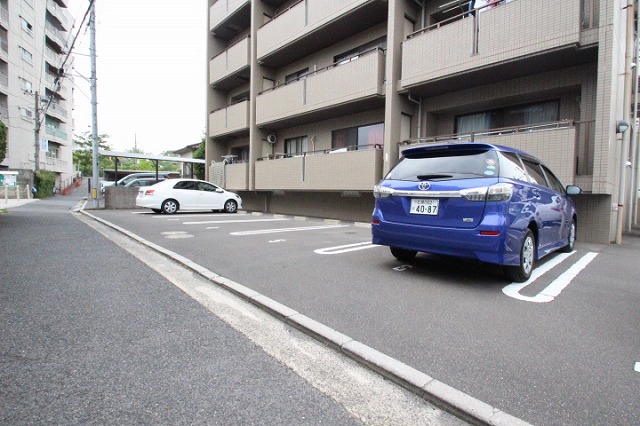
[210,0,249,33]
[224,162,249,190]
[256,48,385,126]
[209,99,249,137]
[255,144,383,191]
[257,0,371,61]
[399,121,585,186]
[44,21,67,47]
[401,0,584,89]
[209,36,250,87]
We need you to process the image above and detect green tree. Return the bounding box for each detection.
[0,120,7,164]
[73,131,113,177]
[193,138,205,180]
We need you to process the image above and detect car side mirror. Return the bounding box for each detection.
[566,185,582,195]
[216,188,224,193]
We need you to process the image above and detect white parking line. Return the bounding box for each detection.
[231,224,348,236]
[502,251,598,303]
[183,218,290,225]
[314,242,381,254]
[635,362,640,373]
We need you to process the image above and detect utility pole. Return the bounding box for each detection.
[90,0,99,207]
[33,91,40,173]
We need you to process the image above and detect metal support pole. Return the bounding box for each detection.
[34,91,40,173]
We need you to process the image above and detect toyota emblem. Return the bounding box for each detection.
[418,182,430,191]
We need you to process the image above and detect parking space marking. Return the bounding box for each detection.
[314,242,381,254]
[502,251,598,303]
[183,218,290,225]
[231,224,348,236]
[634,362,640,373]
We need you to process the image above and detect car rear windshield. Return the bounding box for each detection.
[386,147,500,181]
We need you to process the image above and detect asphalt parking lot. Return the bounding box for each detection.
[87,207,640,426]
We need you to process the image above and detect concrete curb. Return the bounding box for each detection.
[78,206,530,426]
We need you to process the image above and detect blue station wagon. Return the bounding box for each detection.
[371,143,582,282]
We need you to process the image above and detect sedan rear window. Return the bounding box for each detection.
[386,148,499,181]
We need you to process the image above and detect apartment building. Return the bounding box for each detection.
[207,0,635,244]
[0,0,75,188]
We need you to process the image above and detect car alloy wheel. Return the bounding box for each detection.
[224,200,237,213]
[506,229,535,283]
[560,220,576,253]
[161,199,179,214]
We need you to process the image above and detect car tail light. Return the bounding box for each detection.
[460,183,513,202]
[144,189,155,196]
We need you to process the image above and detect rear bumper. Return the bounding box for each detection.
[371,216,523,267]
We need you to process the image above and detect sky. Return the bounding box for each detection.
[67,1,206,154]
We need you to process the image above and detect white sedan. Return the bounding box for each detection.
[136,178,242,214]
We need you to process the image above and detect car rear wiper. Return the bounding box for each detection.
[417,174,453,180]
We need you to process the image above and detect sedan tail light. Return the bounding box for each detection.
[144,189,155,196]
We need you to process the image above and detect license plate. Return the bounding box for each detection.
[410,198,439,215]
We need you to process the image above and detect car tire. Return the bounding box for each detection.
[390,247,417,262]
[559,219,576,253]
[161,199,179,214]
[505,229,535,283]
[223,199,238,213]
[151,208,162,214]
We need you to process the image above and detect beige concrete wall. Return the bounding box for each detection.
[225,162,249,190]
[209,100,250,137]
[401,0,581,87]
[257,0,370,59]
[254,149,382,191]
[210,0,249,31]
[239,190,375,223]
[256,50,384,125]
[209,36,250,85]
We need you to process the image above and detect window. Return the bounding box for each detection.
[231,91,249,103]
[20,107,33,120]
[334,37,386,65]
[19,77,32,92]
[541,165,565,193]
[499,152,528,182]
[47,145,59,159]
[285,136,308,156]
[332,123,384,150]
[20,47,33,64]
[174,180,196,190]
[455,100,560,134]
[521,159,548,187]
[285,68,308,84]
[21,17,33,34]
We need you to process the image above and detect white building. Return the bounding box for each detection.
[0,0,75,188]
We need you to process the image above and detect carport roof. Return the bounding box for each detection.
[99,150,206,164]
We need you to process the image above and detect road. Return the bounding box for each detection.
[85,205,640,426]
[0,195,466,425]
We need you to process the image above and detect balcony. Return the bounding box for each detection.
[256,48,385,128]
[209,100,249,138]
[47,0,74,30]
[401,0,595,96]
[209,0,250,41]
[0,6,8,29]
[399,122,580,187]
[44,21,67,48]
[257,0,387,68]
[209,36,250,90]
[255,146,383,191]
[225,162,249,190]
